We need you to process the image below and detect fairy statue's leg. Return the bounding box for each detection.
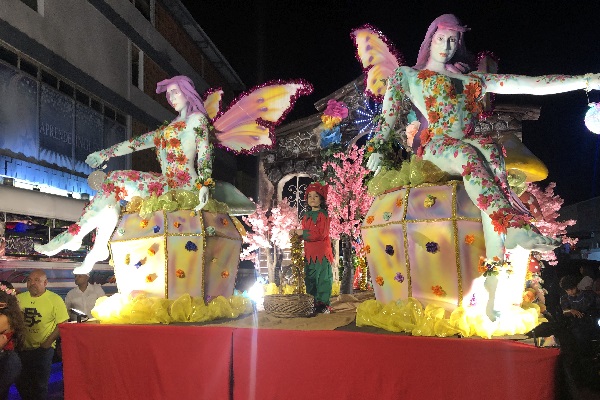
[34,194,118,256]
[71,171,167,274]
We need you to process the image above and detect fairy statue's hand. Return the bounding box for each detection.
[586,73,600,91]
[85,151,108,168]
[194,186,209,211]
[367,152,383,175]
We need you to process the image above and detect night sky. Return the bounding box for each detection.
[183,1,600,206]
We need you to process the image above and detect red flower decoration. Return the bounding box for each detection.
[375,276,384,286]
[176,269,185,278]
[67,224,81,235]
[221,270,229,279]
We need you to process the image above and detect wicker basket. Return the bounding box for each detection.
[263,294,314,318]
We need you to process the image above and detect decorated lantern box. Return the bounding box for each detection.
[361,181,487,311]
[109,210,244,301]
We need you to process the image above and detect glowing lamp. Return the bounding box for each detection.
[584,103,600,134]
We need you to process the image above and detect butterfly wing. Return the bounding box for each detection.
[351,25,404,101]
[202,88,224,120]
[213,80,313,154]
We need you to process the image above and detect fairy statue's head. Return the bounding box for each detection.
[414,14,472,73]
[156,75,207,116]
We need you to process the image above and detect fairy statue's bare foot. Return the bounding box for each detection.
[73,246,110,275]
[504,227,560,252]
[34,231,83,256]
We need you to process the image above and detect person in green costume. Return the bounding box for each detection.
[292,182,334,314]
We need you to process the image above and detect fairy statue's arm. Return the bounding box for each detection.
[474,72,600,95]
[191,113,214,210]
[366,68,408,172]
[192,113,214,182]
[85,129,157,168]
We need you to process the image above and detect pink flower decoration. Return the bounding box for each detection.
[68,224,81,235]
[323,99,348,119]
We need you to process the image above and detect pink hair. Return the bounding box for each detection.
[414,14,471,72]
[156,76,207,116]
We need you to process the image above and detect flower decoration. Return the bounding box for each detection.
[394,272,404,283]
[478,256,513,277]
[145,273,157,283]
[117,228,125,236]
[185,241,198,252]
[67,224,81,235]
[432,285,446,297]
[424,195,436,208]
[425,242,439,253]
[190,211,196,217]
[464,234,475,245]
[469,294,477,307]
[221,218,229,226]
[134,257,147,268]
[375,276,384,286]
[385,245,394,255]
[320,126,342,148]
[366,216,374,224]
[211,257,217,263]
[140,219,149,228]
[119,199,129,208]
[364,245,371,254]
[173,221,181,228]
[176,269,185,278]
[383,212,392,221]
[395,198,403,208]
[205,226,216,236]
[194,177,215,190]
[0,284,16,296]
[124,254,130,265]
[221,270,229,279]
[153,225,160,233]
[321,99,348,128]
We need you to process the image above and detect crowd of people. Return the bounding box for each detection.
[0,270,104,400]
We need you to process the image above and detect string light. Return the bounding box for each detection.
[353,85,382,140]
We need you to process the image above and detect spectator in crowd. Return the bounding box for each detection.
[0,281,24,400]
[16,269,69,400]
[65,273,105,321]
[559,274,600,355]
[577,264,596,291]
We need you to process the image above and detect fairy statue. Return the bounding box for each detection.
[354,14,600,261]
[34,75,312,274]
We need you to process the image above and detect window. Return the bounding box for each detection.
[19,0,37,11]
[131,43,143,89]
[41,70,58,88]
[0,46,18,67]
[19,58,38,77]
[130,0,153,23]
[278,174,312,217]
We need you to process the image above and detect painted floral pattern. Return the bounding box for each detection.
[97,114,212,202]
[380,67,530,232]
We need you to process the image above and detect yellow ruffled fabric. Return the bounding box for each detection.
[356,298,542,338]
[132,190,229,218]
[91,293,252,324]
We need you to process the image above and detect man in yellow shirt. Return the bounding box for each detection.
[16,269,69,400]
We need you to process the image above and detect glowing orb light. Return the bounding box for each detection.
[584,103,600,134]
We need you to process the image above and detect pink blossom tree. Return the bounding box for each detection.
[525,182,578,265]
[241,199,299,282]
[323,144,374,293]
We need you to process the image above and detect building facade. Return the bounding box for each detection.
[0,0,245,294]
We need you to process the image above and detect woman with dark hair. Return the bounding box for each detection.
[0,281,24,400]
[367,14,600,261]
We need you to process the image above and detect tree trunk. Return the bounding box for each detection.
[274,247,284,286]
[266,247,276,285]
[340,233,353,294]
